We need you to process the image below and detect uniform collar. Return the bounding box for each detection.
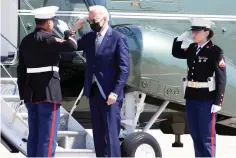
[198,40,210,49]
[35,26,45,31]
[34,27,51,33]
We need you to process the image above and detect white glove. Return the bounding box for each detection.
[177,31,190,41]
[56,19,69,33]
[211,104,222,113]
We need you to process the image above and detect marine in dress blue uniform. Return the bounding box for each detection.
[72,5,130,157]
[172,18,227,157]
[17,6,77,157]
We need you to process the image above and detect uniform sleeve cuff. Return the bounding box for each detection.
[68,37,77,45]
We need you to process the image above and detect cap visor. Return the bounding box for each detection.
[190,26,206,31]
[190,28,203,31]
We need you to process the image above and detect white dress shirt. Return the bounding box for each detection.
[196,40,210,55]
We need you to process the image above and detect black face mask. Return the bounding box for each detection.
[89,19,105,32]
[90,22,102,32]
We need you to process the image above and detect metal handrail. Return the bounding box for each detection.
[0,62,25,125]
[0,33,19,65]
[69,51,86,115]
[0,62,18,87]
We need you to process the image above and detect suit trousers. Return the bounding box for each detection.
[185,100,216,157]
[89,83,122,157]
[26,102,60,157]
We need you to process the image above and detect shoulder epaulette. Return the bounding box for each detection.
[211,44,223,54]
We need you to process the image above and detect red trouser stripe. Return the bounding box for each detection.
[211,113,216,158]
[48,103,56,157]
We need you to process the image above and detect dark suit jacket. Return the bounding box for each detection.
[77,26,130,101]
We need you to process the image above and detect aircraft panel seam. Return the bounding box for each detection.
[18,10,236,21]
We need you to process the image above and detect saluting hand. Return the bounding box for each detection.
[177,31,189,41]
[72,18,86,32]
[106,92,118,106]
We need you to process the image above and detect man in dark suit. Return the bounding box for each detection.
[17,6,77,157]
[72,5,130,157]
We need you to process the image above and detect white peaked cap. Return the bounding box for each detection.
[32,6,59,19]
[190,17,215,29]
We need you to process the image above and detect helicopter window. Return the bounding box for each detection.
[68,0,84,3]
[106,0,179,12]
[18,0,88,41]
[64,0,88,11]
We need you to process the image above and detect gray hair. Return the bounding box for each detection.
[89,5,109,21]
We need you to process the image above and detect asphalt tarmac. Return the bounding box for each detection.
[1,129,236,158]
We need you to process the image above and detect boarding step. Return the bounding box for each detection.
[1,81,96,157]
[0,78,19,102]
[0,78,19,96]
[57,130,87,149]
[18,113,65,120]
[3,101,27,113]
[0,77,17,83]
[15,112,88,150]
[55,146,95,157]
[58,130,87,137]
[0,84,18,94]
[16,112,75,131]
[0,96,20,102]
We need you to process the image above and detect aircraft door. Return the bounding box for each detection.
[1,0,18,65]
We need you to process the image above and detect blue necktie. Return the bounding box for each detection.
[92,33,102,83]
[95,33,102,53]
[196,46,201,55]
